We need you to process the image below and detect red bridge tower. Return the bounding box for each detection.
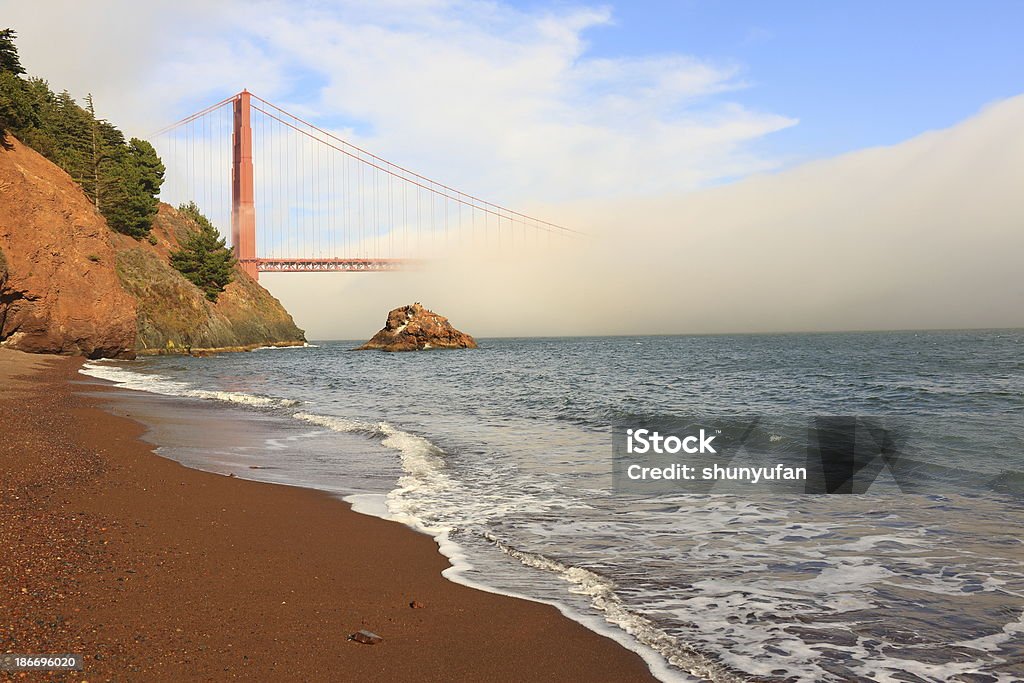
[231,90,258,279]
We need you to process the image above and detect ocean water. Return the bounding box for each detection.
[82,331,1024,682]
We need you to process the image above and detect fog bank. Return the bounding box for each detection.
[266,95,1024,340]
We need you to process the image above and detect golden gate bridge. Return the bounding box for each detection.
[153,90,580,280]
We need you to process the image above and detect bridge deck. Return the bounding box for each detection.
[243,258,412,273]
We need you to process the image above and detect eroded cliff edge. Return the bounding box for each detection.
[0,136,305,358]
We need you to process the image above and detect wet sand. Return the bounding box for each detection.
[0,349,657,682]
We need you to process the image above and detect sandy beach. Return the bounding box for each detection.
[0,348,656,682]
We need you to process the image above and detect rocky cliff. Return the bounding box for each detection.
[0,137,138,357]
[115,205,305,354]
[0,136,305,358]
[358,303,476,351]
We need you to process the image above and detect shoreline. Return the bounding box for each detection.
[0,348,658,682]
[136,340,309,356]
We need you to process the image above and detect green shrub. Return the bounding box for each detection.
[170,202,236,302]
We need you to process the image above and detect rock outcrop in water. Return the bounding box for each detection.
[0,135,305,358]
[357,303,477,352]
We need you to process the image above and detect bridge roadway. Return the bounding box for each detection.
[241,257,412,273]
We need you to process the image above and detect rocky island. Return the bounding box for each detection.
[358,303,477,351]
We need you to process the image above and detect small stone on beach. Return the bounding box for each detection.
[409,600,425,609]
[348,630,383,645]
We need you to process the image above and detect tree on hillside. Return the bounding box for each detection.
[0,30,167,238]
[97,137,164,238]
[85,94,105,209]
[0,29,29,147]
[0,29,24,76]
[48,91,94,181]
[128,138,164,196]
[0,72,33,147]
[13,78,58,155]
[73,96,130,211]
[170,202,236,302]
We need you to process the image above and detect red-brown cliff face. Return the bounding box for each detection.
[358,303,477,351]
[0,136,305,359]
[0,137,138,358]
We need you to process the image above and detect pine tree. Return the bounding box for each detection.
[98,136,163,238]
[0,30,166,238]
[15,78,58,157]
[50,91,93,187]
[0,29,24,76]
[170,202,236,301]
[0,29,29,146]
[0,72,33,145]
[127,138,164,196]
[101,161,156,238]
[85,94,103,209]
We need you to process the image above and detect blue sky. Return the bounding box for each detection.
[6,0,1022,197]
[516,1,1024,161]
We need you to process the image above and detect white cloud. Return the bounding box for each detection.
[0,0,795,203]
[241,2,796,201]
